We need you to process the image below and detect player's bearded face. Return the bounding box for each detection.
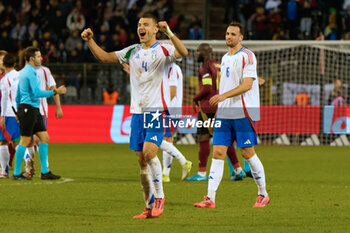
[137,18,158,43]
[225,26,242,48]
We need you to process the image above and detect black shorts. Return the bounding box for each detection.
[17,104,46,137]
[197,112,216,135]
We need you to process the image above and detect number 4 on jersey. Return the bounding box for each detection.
[142,61,148,72]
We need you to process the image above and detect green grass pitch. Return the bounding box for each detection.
[0,144,349,233]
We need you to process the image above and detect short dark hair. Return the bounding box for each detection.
[0,50,7,57]
[141,13,158,24]
[24,47,40,62]
[227,21,245,37]
[3,54,16,68]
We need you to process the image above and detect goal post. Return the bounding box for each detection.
[175,40,350,146]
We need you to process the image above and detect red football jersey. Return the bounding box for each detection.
[193,60,220,113]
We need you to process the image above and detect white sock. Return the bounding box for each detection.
[234,167,242,174]
[28,146,35,158]
[247,154,268,197]
[207,159,224,202]
[148,156,164,199]
[0,145,9,175]
[162,151,173,176]
[160,140,186,165]
[140,166,154,209]
[198,171,206,176]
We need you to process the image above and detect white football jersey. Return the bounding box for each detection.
[36,66,56,117]
[116,42,178,113]
[1,69,19,117]
[163,63,183,117]
[217,47,260,121]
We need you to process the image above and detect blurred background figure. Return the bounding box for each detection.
[103,84,118,105]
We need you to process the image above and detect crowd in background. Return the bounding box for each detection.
[2,0,350,63]
[226,0,350,40]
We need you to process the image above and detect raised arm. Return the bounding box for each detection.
[81,28,119,63]
[158,22,188,58]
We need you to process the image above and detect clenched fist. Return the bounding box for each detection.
[158,21,174,38]
[81,28,94,42]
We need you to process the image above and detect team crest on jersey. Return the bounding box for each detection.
[135,54,140,59]
[152,53,157,60]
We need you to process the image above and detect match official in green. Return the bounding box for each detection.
[13,47,66,180]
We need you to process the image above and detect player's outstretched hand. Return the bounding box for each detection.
[55,106,63,119]
[158,21,174,38]
[56,85,67,95]
[209,94,226,106]
[81,28,93,42]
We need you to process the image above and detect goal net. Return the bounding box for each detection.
[177,40,350,146]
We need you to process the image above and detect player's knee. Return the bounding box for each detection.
[213,149,226,160]
[135,152,147,166]
[143,149,156,162]
[164,137,173,143]
[41,135,49,144]
[240,146,255,159]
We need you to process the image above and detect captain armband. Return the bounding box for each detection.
[202,78,213,85]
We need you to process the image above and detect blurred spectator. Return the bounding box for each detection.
[324,8,338,40]
[65,29,81,52]
[267,7,283,40]
[295,89,309,106]
[59,0,73,17]
[299,0,312,39]
[53,9,67,37]
[170,14,185,35]
[11,22,26,41]
[189,23,203,40]
[103,84,119,105]
[66,6,86,32]
[265,0,282,12]
[224,0,239,23]
[248,5,270,40]
[286,0,298,39]
[342,5,350,36]
[328,79,347,106]
[154,0,173,21]
[109,7,128,33]
[127,4,139,33]
[142,0,156,15]
[56,42,68,63]
[344,0,350,10]
[237,0,254,29]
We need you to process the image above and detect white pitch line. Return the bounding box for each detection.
[0,177,75,186]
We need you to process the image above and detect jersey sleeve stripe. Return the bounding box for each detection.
[168,67,173,79]
[124,47,136,59]
[161,46,170,56]
[243,49,253,65]
[161,80,168,111]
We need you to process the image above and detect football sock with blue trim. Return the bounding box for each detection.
[207,159,224,202]
[148,156,164,199]
[247,154,267,196]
